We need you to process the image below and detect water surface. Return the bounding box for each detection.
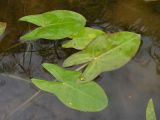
[0,0,160,120]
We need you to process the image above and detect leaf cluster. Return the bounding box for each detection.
[19,10,141,112]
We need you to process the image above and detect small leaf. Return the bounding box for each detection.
[63,32,141,82]
[62,27,104,50]
[32,63,108,112]
[42,63,81,82]
[20,10,86,41]
[63,52,94,67]
[0,22,6,35]
[146,99,156,120]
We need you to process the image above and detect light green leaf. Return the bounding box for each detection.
[63,32,141,82]
[32,63,108,112]
[62,27,104,50]
[63,52,94,67]
[146,99,156,120]
[20,10,86,41]
[42,63,81,82]
[0,22,6,35]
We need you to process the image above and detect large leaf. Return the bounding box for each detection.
[146,99,156,120]
[63,32,141,82]
[0,22,6,35]
[62,27,104,50]
[32,63,108,112]
[20,10,86,41]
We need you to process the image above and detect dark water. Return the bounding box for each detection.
[0,0,160,120]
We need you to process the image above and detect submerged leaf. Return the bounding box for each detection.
[146,99,156,120]
[63,32,141,82]
[0,22,6,35]
[20,10,86,41]
[32,63,108,112]
[62,27,104,50]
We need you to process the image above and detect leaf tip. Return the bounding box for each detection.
[62,62,69,67]
[62,43,67,48]
[31,78,39,86]
[20,35,27,41]
[42,63,50,68]
[19,16,27,22]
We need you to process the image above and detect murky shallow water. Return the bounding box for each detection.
[0,0,160,120]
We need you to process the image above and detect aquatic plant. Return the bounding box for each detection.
[146,99,156,120]
[20,10,141,112]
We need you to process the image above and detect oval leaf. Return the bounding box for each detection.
[146,99,156,120]
[20,10,86,41]
[63,32,141,82]
[62,27,104,50]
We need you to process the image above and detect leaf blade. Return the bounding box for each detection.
[62,27,104,50]
[146,99,156,120]
[20,10,86,41]
[64,32,141,81]
[42,63,81,82]
[32,71,108,112]
[83,32,141,81]
[63,51,94,67]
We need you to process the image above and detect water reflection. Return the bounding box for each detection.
[102,0,160,38]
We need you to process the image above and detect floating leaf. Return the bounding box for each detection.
[63,32,141,82]
[20,10,86,41]
[32,63,108,112]
[146,99,156,120]
[62,27,104,50]
[0,22,6,35]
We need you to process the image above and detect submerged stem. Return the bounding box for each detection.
[5,90,41,120]
[0,74,31,83]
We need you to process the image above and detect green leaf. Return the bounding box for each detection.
[63,32,141,82]
[0,22,6,35]
[42,63,81,82]
[20,10,86,41]
[146,99,156,120]
[32,63,108,112]
[62,27,104,50]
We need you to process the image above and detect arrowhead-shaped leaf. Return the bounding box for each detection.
[32,63,108,112]
[146,99,156,120]
[20,10,86,41]
[0,22,6,35]
[63,32,141,81]
[62,27,104,50]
